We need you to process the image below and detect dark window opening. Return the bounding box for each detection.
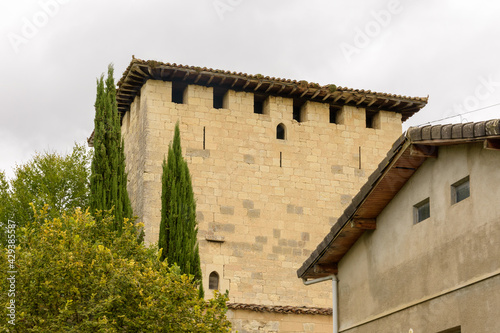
[366,111,375,128]
[293,99,305,122]
[254,94,266,114]
[452,176,470,204]
[276,123,286,140]
[414,198,430,224]
[329,106,339,124]
[213,88,227,109]
[280,152,282,167]
[172,81,187,104]
[209,271,219,290]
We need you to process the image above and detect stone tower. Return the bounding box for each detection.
[116,58,427,332]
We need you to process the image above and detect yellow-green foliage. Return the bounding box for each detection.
[0,207,231,332]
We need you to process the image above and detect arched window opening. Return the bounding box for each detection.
[209,271,219,290]
[276,123,286,140]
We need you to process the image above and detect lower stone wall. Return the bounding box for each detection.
[227,308,332,333]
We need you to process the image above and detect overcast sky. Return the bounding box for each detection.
[1,0,500,179]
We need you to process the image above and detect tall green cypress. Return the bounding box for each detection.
[90,64,132,231]
[159,123,204,298]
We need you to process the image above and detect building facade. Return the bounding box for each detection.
[298,120,500,332]
[117,58,428,332]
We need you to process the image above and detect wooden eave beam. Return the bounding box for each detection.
[277,84,286,94]
[264,82,275,93]
[133,66,149,77]
[242,80,251,89]
[126,76,143,84]
[206,74,215,85]
[300,88,309,98]
[170,69,178,80]
[389,100,401,109]
[410,144,438,158]
[344,95,353,104]
[333,94,343,103]
[311,89,321,99]
[129,72,144,81]
[231,78,239,88]
[254,81,263,91]
[367,98,377,107]
[313,263,338,275]
[119,87,137,93]
[193,73,202,84]
[399,101,414,110]
[322,93,332,101]
[356,96,366,105]
[288,86,297,96]
[181,71,190,81]
[350,218,376,230]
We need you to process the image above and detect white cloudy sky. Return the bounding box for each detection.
[1,0,500,179]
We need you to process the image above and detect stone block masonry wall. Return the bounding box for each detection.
[227,309,333,333]
[121,79,402,309]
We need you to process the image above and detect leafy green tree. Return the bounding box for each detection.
[0,143,90,232]
[0,207,231,332]
[90,64,132,232]
[159,123,204,298]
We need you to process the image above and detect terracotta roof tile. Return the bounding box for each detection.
[115,57,428,121]
[407,120,500,142]
[227,303,332,316]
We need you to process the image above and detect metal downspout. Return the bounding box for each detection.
[302,275,338,333]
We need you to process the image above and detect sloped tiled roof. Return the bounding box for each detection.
[297,119,500,280]
[227,303,332,316]
[407,119,500,142]
[116,57,428,121]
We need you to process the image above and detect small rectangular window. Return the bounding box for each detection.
[172,81,187,104]
[366,111,375,128]
[213,88,227,109]
[451,176,470,204]
[254,94,265,114]
[414,198,430,224]
[329,106,338,124]
[293,99,304,122]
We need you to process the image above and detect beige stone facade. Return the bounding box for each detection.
[227,309,333,333]
[117,59,427,332]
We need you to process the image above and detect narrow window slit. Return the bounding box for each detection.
[203,127,206,150]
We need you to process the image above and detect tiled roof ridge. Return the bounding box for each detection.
[118,57,428,103]
[227,302,332,316]
[406,119,500,141]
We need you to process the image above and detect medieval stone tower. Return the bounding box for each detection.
[116,58,427,332]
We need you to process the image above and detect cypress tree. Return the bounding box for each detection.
[159,123,204,298]
[90,64,132,231]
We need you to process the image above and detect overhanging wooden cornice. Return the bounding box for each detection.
[115,57,428,120]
